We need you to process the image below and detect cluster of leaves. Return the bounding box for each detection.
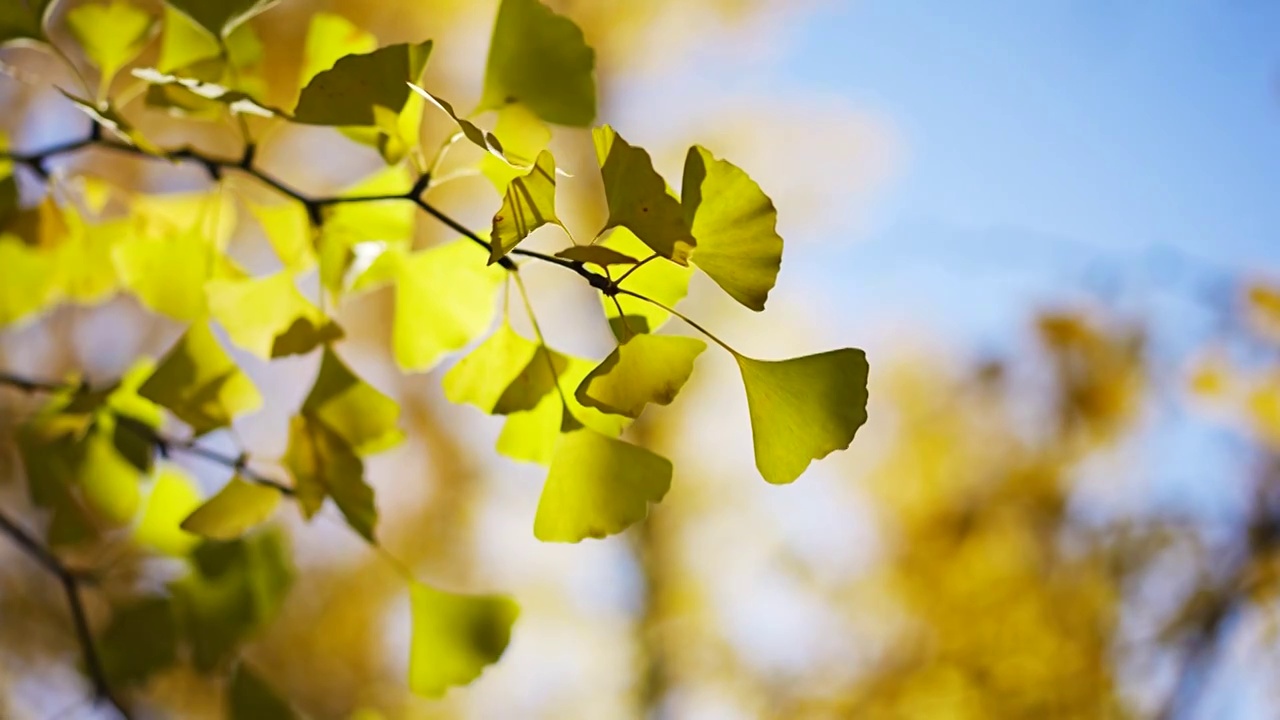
[0,0,868,710]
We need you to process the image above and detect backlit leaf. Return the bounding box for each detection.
[113,229,212,321]
[293,41,432,127]
[130,67,276,116]
[301,347,403,456]
[410,84,509,161]
[0,237,58,327]
[58,90,161,153]
[181,476,281,540]
[496,352,629,465]
[737,349,869,484]
[299,12,376,89]
[207,271,340,359]
[442,321,540,414]
[479,0,596,126]
[575,334,705,418]
[134,465,202,556]
[247,201,314,271]
[393,240,506,372]
[593,126,693,264]
[489,150,562,264]
[138,321,263,435]
[409,582,519,697]
[164,0,276,39]
[683,145,783,311]
[533,429,671,542]
[283,413,376,541]
[80,428,142,525]
[0,0,54,45]
[67,0,155,92]
[482,103,551,191]
[554,244,638,267]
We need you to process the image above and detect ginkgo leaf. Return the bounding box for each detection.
[229,664,297,720]
[489,150,562,264]
[113,229,212,321]
[301,347,403,456]
[683,145,783,311]
[147,6,265,119]
[130,68,277,116]
[319,165,415,294]
[206,271,340,359]
[533,429,671,542]
[283,413,376,541]
[80,428,143,525]
[0,238,58,327]
[408,582,518,697]
[496,352,629,465]
[575,334,706,418]
[181,476,281,540]
[593,126,694,264]
[600,228,692,340]
[134,465,202,556]
[442,321,540,414]
[479,0,596,126]
[138,321,263,435]
[481,103,551,191]
[737,349,870,485]
[0,0,54,45]
[52,216,128,304]
[67,0,154,92]
[164,0,276,39]
[98,597,179,687]
[554,244,638,267]
[393,240,506,372]
[293,41,432,127]
[247,201,314,270]
[131,189,237,250]
[299,12,375,89]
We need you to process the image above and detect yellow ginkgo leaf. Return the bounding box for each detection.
[0,237,59,327]
[481,103,551,191]
[113,229,212,321]
[576,334,705,419]
[593,125,693,264]
[283,413,375,541]
[393,240,506,372]
[299,12,376,89]
[737,349,870,484]
[489,150,562,265]
[206,271,340,359]
[478,0,596,126]
[181,476,281,541]
[138,321,263,435]
[66,0,154,95]
[301,347,403,456]
[533,429,672,542]
[408,581,519,697]
[134,465,202,556]
[442,321,541,414]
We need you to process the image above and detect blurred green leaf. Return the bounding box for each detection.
[442,321,540,414]
[301,347,403,456]
[479,0,596,126]
[534,429,671,542]
[134,465,202,556]
[293,41,432,127]
[683,145,783,311]
[97,596,179,687]
[138,321,263,435]
[409,581,519,697]
[181,476,281,541]
[164,0,275,39]
[283,413,376,542]
[228,664,298,719]
[737,349,869,484]
[207,271,340,359]
[0,0,54,45]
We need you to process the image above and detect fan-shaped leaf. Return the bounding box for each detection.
[683,145,783,311]
[293,41,432,127]
[138,321,263,435]
[207,271,340,359]
[442,321,540,414]
[67,0,154,91]
[737,349,869,484]
[283,413,375,541]
[393,240,506,372]
[0,238,58,327]
[533,429,671,542]
[301,347,402,456]
[299,12,375,89]
[134,465,202,556]
[479,0,596,126]
[409,582,519,697]
[576,334,705,418]
[181,476,281,540]
[593,126,693,264]
[482,103,551,191]
[164,0,275,39]
[113,229,213,321]
[489,150,562,264]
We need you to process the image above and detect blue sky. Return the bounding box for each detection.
[775,0,1280,341]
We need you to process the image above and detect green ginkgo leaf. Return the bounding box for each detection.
[683,145,783,311]
[164,0,276,39]
[0,0,55,45]
[408,581,519,697]
[600,228,692,340]
[0,237,58,327]
[98,597,179,687]
[299,12,376,89]
[301,347,403,456]
[554,244,638,267]
[393,240,506,372]
[228,664,298,720]
[138,321,263,435]
[293,41,432,127]
[207,271,340,359]
[283,413,376,541]
[490,150,562,264]
[737,349,869,484]
[479,0,596,126]
[442,321,541,414]
[593,126,694,265]
[67,0,155,93]
[134,465,202,556]
[533,429,671,542]
[181,476,281,540]
[575,334,705,418]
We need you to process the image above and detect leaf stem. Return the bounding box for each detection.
[514,274,571,413]
[614,289,739,356]
[614,253,658,287]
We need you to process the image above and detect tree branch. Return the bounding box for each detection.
[0,511,132,719]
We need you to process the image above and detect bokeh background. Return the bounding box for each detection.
[3,0,1280,718]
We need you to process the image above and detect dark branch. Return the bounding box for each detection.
[0,511,132,719]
